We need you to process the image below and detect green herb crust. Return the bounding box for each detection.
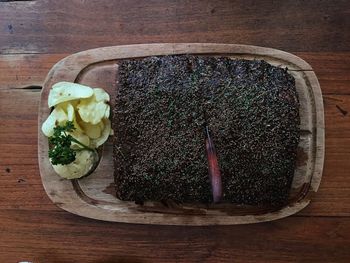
[113,55,299,205]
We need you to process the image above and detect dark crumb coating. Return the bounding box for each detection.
[114,56,212,203]
[113,55,300,205]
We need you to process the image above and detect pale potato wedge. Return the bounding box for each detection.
[41,107,68,137]
[41,112,57,137]
[105,104,110,119]
[79,121,102,139]
[98,120,105,131]
[55,102,75,121]
[43,82,111,180]
[93,88,110,102]
[91,118,111,148]
[56,100,79,111]
[56,102,85,133]
[70,130,90,149]
[51,150,95,179]
[77,98,108,125]
[48,82,93,107]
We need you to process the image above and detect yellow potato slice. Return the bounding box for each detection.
[73,109,85,133]
[93,88,110,102]
[77,98,108,125]
[51,150,96,179]
[48,82,93,108]
[43,83,111,180]
[105,104,110,119]
[93,88,110,118]
[56,102,75,121]
[72,118,84,133]
[42,101,90,147]
[76,88,110,124]
[41,107,68,137]
[98,120,105,131]
[41,112,57,137]
[79,121,102,139]
[56,102,84,133]
[56,100,79,111]
[91,118,111,148]
[70,131,90,149]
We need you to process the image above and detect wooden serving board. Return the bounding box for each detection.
[38,43,324,225]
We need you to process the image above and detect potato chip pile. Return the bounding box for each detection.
[41,82,112,179]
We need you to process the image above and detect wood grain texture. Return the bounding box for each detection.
[1,0,350,261]
[1,52,349,95]
[0,0,349,54]
[0,53,68,89]
[0,210,350,263]
[1,89,348,215]
[37,44,324,225]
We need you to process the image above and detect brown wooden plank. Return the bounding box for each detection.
[1,52,349,95]
[0,89,349,217]
[0,57,348,217]
[297,95,350,216]
[4,139,346,215]
[300,139,350,216]
[0,55,348,217]
[0,0,349,54]
[0,53,67,89]
[35,44,324,225]
[297,52,350,95]
[0,209,349,263]
[0,0,348,260]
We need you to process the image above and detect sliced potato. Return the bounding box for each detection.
[66,103,75,121]
[56,102,75,121]
[94,88,110,118]
[98,120,105,131]
[77,98,108,125]
[48,82,93,108]
[73,109,85,133]
[41,112,57,137]
[44,83,111,180]
[56,100,79,111]
[51,150,95,179]
[56,102,85,133]
[93,88,110,102]
[79,121,102,139]
[54,107,69,123]
[72,118,84,133]
[41,107,68,137]
[104,104,110,119]
[70,131,90,149]
[91,118,111,148]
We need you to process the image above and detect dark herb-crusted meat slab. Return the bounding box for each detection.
[114,56,211,203]
[195,57,299,205]
[113,55,299,205]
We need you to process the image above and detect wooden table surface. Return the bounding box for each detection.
[0,1,349,262]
